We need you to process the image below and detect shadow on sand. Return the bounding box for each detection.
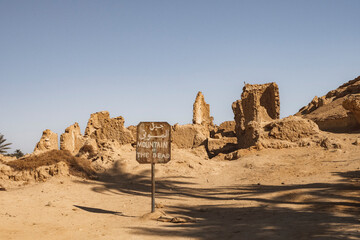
[75,161,360,239]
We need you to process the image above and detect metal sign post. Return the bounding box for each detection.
[151,161,155,212]
[136,122,171,213]
[151,144,156,213]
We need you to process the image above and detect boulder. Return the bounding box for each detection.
[193,91,214,128]
[34,129,58,152]
[172,124,209,149]
[343,94,360,125]
[320,137,342,150]
[60,123,85,155]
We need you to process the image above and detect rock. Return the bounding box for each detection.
[172,124,209,149]
[297,76,360,132]
[155,203,165,208]
[353,138,360,146]
[84,111,134,146]
[320,137,342,150]
[343,94,360,125]
[232,82,280,148]
[170,216,197,223]
[141,210,166,221]
[298,96,330,115]
[265,116,320,142]
[206,137,238,158]
[34,129,58,153]
[157,215,197,223]
[300,98,358,132]
[193,91,214,128]
[223,148,254,160]
[60,123,85,155]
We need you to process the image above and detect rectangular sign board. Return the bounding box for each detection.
[136,122,171,164]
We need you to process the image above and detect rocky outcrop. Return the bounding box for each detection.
[232,83,280,148]
[299,98,358,132]
[60,123,85,155]
[343,94,360,125]
[172,124,209,149]
[296,76,360,132]
[193,92,213,128]
[34,129,58,152]
[84,111,134,146]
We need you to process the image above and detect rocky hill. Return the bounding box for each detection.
[296,76,360,132]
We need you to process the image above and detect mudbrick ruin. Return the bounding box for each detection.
[30,76,360,163]
[1,75,360,240]
[1,76,360,182]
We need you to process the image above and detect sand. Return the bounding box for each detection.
[1,132,360,240]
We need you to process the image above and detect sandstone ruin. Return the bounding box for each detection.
[84,111,134,145]
[216,121,236,138]
[33,129,58,153]
[193,91,213,127]
[171,124,209,149]
[232,83,280,148]
[29,78,359,164]
[60,123,85,155]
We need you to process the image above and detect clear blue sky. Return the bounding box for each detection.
[1,0,359,153]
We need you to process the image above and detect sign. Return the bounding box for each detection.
[136,122,171,213]
[136,122,171,164]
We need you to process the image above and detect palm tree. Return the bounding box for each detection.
[0,133,12,154]
[12,149,24,158]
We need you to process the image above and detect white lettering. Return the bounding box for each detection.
[137,141,169,149]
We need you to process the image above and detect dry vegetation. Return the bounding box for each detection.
[5,150,96,179]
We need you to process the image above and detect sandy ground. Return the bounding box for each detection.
[1,132,360,240]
